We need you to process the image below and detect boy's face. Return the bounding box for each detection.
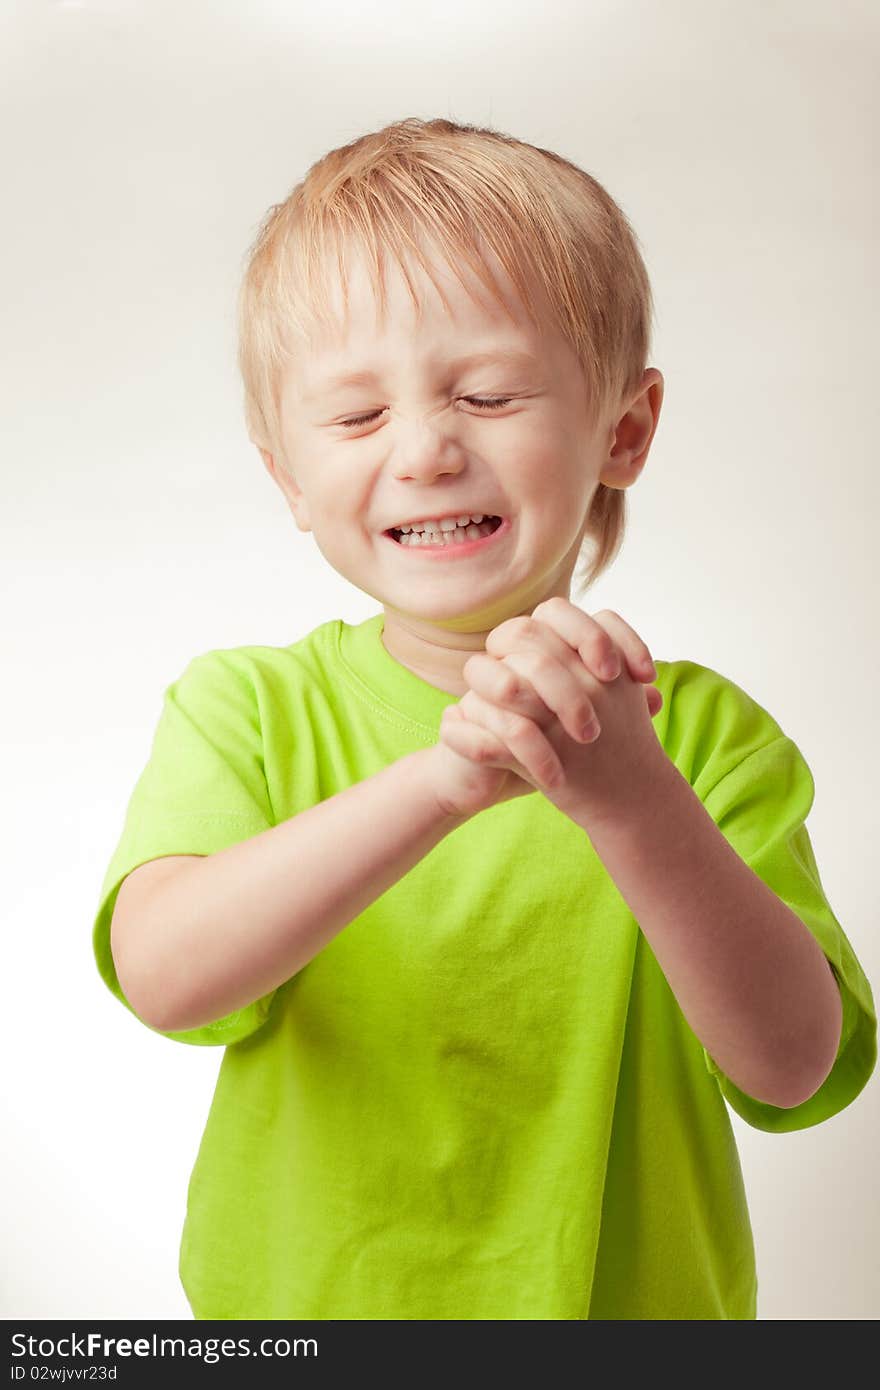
[260,234,662,695]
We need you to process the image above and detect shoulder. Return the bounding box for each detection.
[654,657,784,731]
[652,657,792,794]
[172,619,344,701]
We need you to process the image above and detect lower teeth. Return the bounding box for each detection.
[395,519,499,547]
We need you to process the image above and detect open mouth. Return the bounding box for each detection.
[386,515,504,546]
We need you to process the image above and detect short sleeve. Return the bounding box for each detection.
[92,651,279,1046]
[699,733,876,1132]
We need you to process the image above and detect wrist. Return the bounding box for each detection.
[565,746,677,835]
[408,745,475,831]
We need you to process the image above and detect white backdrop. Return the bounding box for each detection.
[2,0,877,1320]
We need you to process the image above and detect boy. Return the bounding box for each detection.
[93,117,876,1320]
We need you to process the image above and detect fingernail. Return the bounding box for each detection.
[601,657,621,679]
[582,720,601,742]
[644,657,657,679]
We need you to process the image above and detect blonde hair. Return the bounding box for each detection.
[236,116,656,597]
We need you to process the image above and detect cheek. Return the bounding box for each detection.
[310,473,366,520]
[308,525,365,579]
[309,488,373,553]
[518,461,583,520]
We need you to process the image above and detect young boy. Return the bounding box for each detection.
[93,117,876,1320]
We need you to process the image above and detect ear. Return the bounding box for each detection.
[599,368,664,491]
[257,446,313,533]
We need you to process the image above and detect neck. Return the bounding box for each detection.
[380,613,491,696]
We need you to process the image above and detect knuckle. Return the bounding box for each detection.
[504,712,532,741]
[531,601,549,621]
[514,646,548,678]
[485,619,522,654]
[529,651,555,681]
[498,665,522,701]
[542,752,560,779]
[487,620,531,655]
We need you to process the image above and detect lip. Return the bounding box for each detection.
[383,516,511,559]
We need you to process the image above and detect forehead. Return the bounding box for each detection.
[286,231,555,391]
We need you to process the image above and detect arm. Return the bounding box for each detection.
[111,748,467,1034]
[576,756,844,1109]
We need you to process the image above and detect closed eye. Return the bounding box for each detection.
[338,397,515,430]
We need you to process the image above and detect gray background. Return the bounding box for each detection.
[2,0,876,1319]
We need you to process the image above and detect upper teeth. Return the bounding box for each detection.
[397,514,488,533]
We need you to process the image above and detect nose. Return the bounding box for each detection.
[388,416,467,483]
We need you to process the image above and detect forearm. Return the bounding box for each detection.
[575,756,843,1108]
[117,748,467,1034]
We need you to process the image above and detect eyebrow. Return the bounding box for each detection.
[302,349,542,401]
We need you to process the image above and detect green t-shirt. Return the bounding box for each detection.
[92,612,876,1320]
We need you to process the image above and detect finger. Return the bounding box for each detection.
[440,714,545,800]
[479,620,605,733]
[528,597,657,683]
[587,607,658,681]
[456,690,566,790]
[488,606,623,683]
[645,686,663,718]
[440,704,513,767]
[465,645,599,746]
[499,649,600,745]
[461,651,552,727]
